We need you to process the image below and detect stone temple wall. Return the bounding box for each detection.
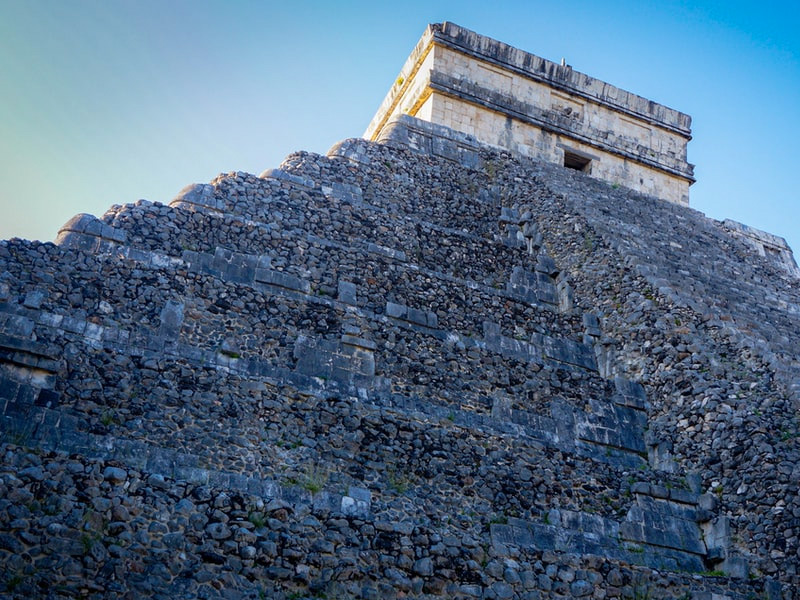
[0,116,797,599]
[365,22,695,205]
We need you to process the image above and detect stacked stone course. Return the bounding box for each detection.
[0,115,796,598]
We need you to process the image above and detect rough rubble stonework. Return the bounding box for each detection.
[0,114,798,598]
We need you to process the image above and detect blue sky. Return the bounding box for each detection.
[1,0,799,256]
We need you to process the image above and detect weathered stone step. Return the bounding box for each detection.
[1,434,762,600]
[491,496,707,573]
[0,325,643,477]
[0,375,703,570]
[0,407,372,518]
[0,378,653,550]
[169,184,559,306]
[0,394,708,577]
[159,169,541,292]
[2,240,589,388]
[57,208,571,335]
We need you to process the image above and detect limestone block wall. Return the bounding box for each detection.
[419,91,691,204]
[366,22,695,205]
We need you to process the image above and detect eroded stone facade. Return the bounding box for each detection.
[366,22,695,205]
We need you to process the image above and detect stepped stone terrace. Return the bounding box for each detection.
[0,21,798,600]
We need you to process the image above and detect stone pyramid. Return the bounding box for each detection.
[0,116,797,598]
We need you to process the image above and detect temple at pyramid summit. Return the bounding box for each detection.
[366,22,695,206]
[0,21,798,600]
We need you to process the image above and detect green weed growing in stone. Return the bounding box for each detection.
[387,468,410,494]
[300,464,328,494]
[80,532,100,554]
[100,410,118,426]
[489,513,508,525]
[248,511,266,528]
